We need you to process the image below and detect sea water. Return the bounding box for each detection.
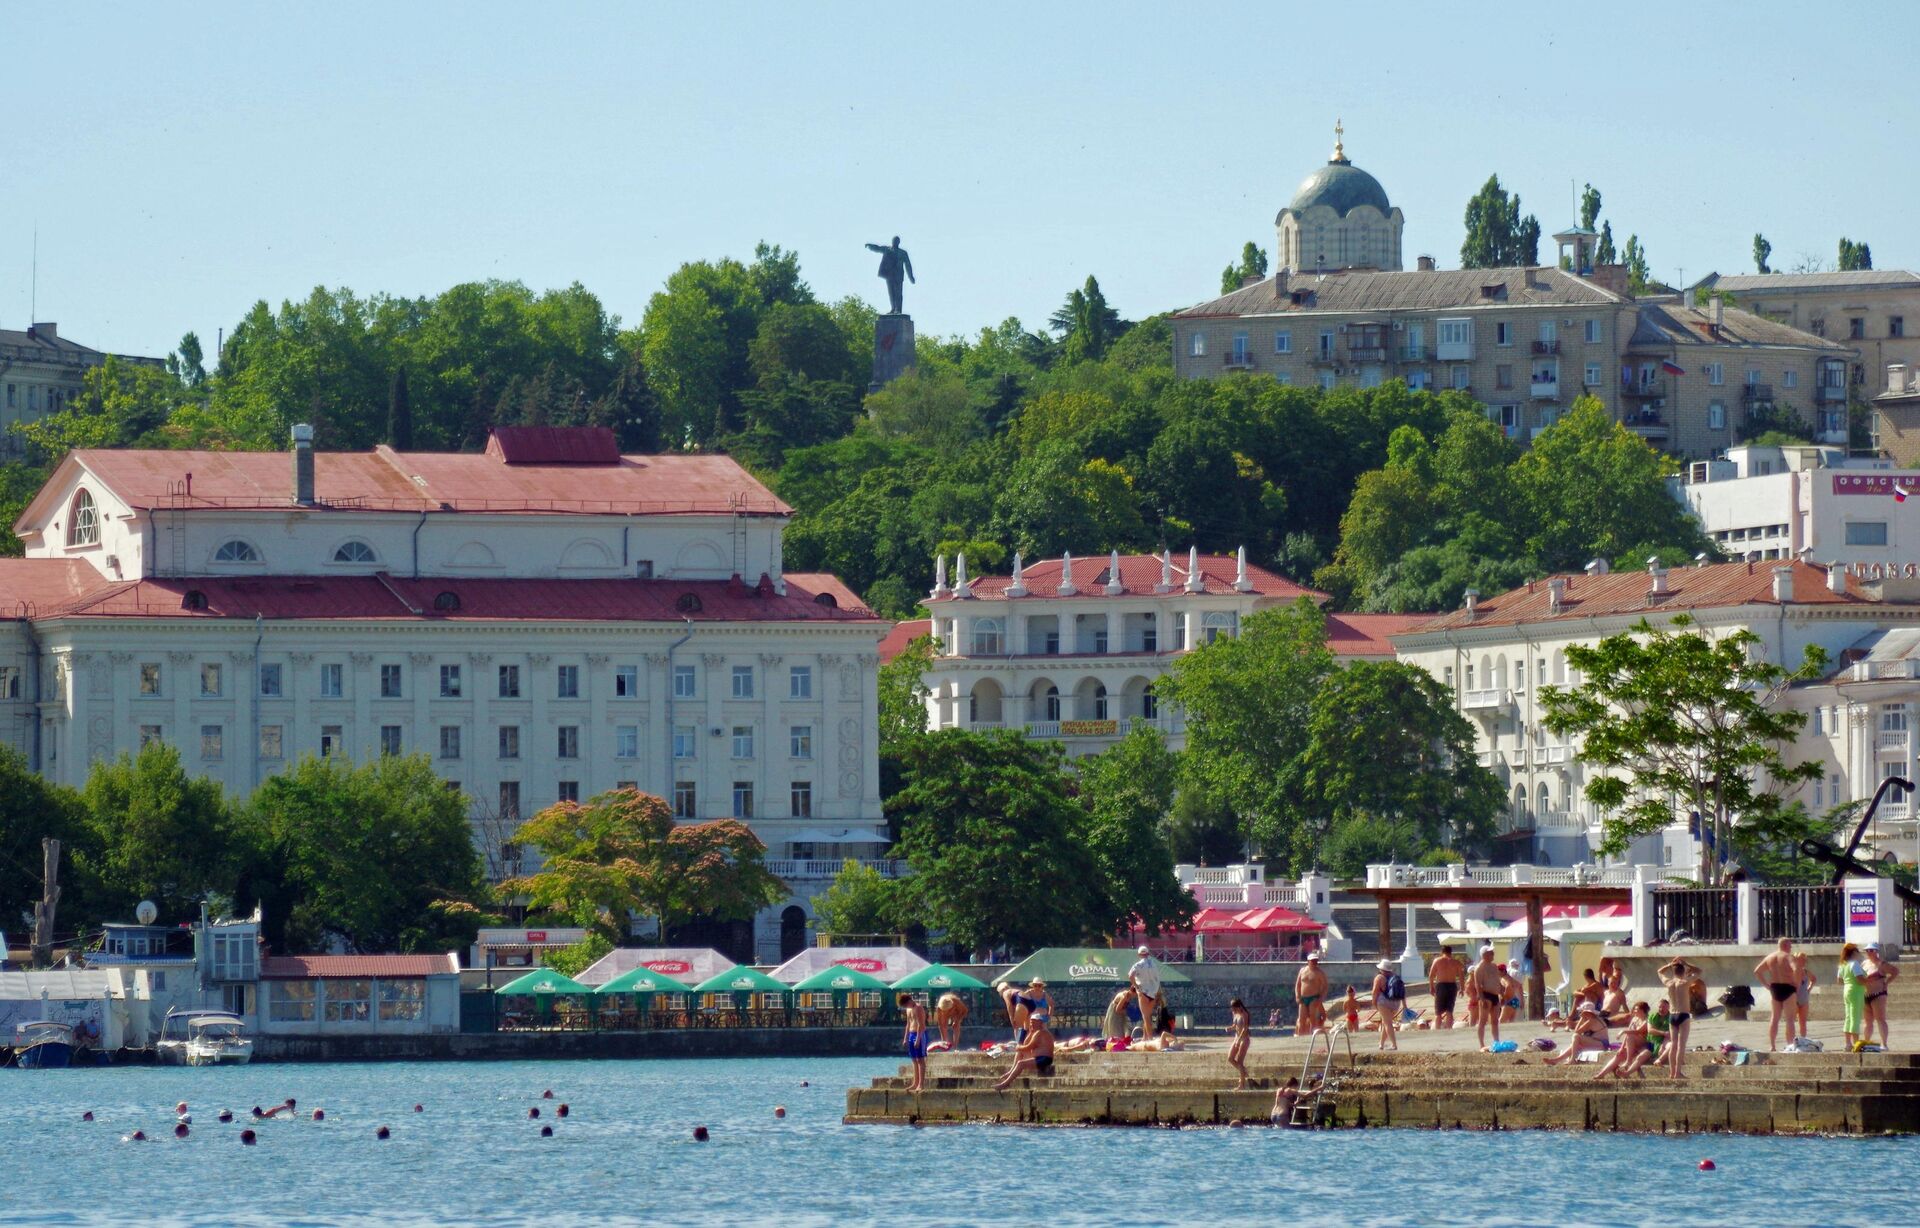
[0,1056,1913,1227]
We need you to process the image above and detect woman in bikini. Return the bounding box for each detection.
[1592,1002,1651,1079]
[1226,998,1252,1090]
[1791,951,1817,1046]
[1544,1002,1609,1066]
[1656,957,1696,1080]
[1862,944,1899,1049]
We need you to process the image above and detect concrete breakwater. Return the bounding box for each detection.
[255,1025,906,1063]
[845,1049,1920,1134]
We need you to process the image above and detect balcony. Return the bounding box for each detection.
[1817,383,1847,403]
[1623,377,1668,399]
[1535,809,1578,830]
[1475,749,1506,768]
[1531,340,1560,355]
[1621,410,1670,440]
[1741,383,1775,406]
[1346,345,1387,363]
[1311,350,1340,367]
[1877,729,1909,751]
[1400,344,1427,362]
[1530,377,1560,400]
[1544,745,1568,765]
[1222,351,1256,371]
[1460,688,1510,712]
[765,858,907,881]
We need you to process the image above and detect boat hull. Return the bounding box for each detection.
[184,1044,252,1066]
[15,1041,74,1069]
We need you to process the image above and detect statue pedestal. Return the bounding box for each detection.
[870,314,916,392]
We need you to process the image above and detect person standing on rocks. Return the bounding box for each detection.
[1428,945,1463,1029]
[1791,950,1817,1046]
[1471,945,1505,1052]
[1656,957,1697,1079]
[900,993,929,1093]
[1294,953,1328,1035]
[1226,998,1252,1089]
[1129,946,1163,1043]
[932,992,968,1052]
[1755,937,1799,1051]
[1371,960,1403,1051]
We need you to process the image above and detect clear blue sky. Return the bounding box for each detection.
[4,3,1911,359]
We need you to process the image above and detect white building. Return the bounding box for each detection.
[896,548,1417,755]
[0,425,891,964]
[1675,442,1920,575]
[0,323,165,456]
[1391,559,1920,870]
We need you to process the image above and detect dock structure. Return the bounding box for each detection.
[845,1049,1920,1134]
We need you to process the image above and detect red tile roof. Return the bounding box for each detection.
[5,568,880,624]
[56,444,789,517]
[942,553,1326,602]
[1326,612,1430,656]
[1413,560,1863,633]
[260,954,458,979]
[878,618,932,662]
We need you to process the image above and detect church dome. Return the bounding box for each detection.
[1289,158,1391,217]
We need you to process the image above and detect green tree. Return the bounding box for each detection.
[1839,237,1873,271]
[1460,174,1540,268]
[503,787,783,940]
[887,730,1100,953]
[166,332,207,388]
[1578,183,1602,230]
[811,860,904,939]
[1753,234,1773,275]
[248,754,484,952]
[1623,235,1651,294]
[1538,618,1826,883]
[77,742,240,925]
[1595,221,1617,266]
[1157,599,1334,868]
[877,634,935,753]
[1220,241,1270,294]
[1072,726,1193,937]
[0,748,89,931]
[994,440,1147,557]
[1320,813,1428,879]
[541,932,613,978]
[864,368,982,450]
[387,365,413,449]
[1049,276,1125,364]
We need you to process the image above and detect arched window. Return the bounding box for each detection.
[213,540,260,564]
[1043,685,1061,722]
[1202,612,1236,644]
[676,592,703,613]
[1537,785,1552,817]
[1142,685,1158,721]
[181,590,209,611]
[433,591,461,611]
[813,592,837,609]
[970,618,1003,655]
[1514,783,1528,817]
[66,489,99,547]
[332,540,377,564]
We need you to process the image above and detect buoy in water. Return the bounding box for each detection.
[1699,1159,1716,1171]
[375,1126,391,1140]
[692,1126,709,1142]
[240,1130,257,1146]
[540,1125,553,1137]
[774,1106,786,1118]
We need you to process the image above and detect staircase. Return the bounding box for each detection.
[1329,888,1454,962]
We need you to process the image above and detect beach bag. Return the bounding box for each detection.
[1383,973,1406,1001]
[1529,1037,1556,1051]
[1490,1040,1518,1053]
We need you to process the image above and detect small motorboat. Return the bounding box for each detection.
[12,1021,76,1069]
[156,1010,252,1066]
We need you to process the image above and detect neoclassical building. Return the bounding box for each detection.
[0,323,164,457]
[1275,124,1404,275]
[0,426,891,963]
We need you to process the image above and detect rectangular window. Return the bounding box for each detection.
[439,664,462,698]
[556,665,579,698]
[1274,329,1292,354]
[673,781,696,818]
[139,662,162,696]
[1584,319,1601,343]
[616,780,638,791]
[1495,321,1512,346]
[790,781,812,818]
[1784,369,1798,389]
[259,725,283,759]
[1585,363,1603,386]
[140,724,163,747]
[380,725,403,756]
[201,724,223,761]
[1813,707,1825,735]
[319,662,343,698]
[379,664,403,698]
[201,662,223,697]
[1188,331,1205,358]
[268,981,316,1023]
[1539,320,1557,345]
[789,665,812,699]
[323,979,372,1023]
[259,663,283,697]
[731,665,755,699]
[616,725,638,758]
[1495,364,1513,389]
[732,725,754,758]
[1893,316,1907,339]
[557,726,580,759]
[1850,317,1866,340]
[673,725,696,759]
[791,725,813,759]
[557,781,580,804]
[673,664,696,698]
[498,664,520,699]
[615,665,638,697]
[320,725,343,758]
[1274,371,1293,386]
[1746,367,1762,386]
[1318,329,1335,358]
[1847,521,1891,547]
[732,781,754,819]
[1318,370,1336,391]
[499,781,521,820]
[1708,401,1726,430]
[1707,362,1724,386]
[498,725,520,759]
[1437,318,1472,359]
[439,725,461,760]
[377,980,425,1023]
[1231,331,1249,362]
[1452,366,1471,390]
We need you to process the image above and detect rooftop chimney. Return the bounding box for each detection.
[291,423,316,506]
[1416,255,1436,272]
[1185,546,1205,594]
[27,322,56,341]
[1771,565,1794,603]
[1270,271,1289,300]
[1648,557,1669,598]
[1057,552,1077,596]
[1584,558,1609,576]
[1828,563,1847,595]
[1463,587,1480,616]
[1547,577,1566,613]
[1710,295,1725,331]
[1891,364,1910,396]
[1007,552,1028,598]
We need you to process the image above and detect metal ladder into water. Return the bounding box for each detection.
[1291,1027,1351,1128]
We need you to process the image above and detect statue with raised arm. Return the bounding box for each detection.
[865,236,915,315]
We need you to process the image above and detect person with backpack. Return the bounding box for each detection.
[1372,959,1405,1050]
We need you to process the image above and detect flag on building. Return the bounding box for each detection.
[1897,485,1910,504]
[1661,359,1686,376]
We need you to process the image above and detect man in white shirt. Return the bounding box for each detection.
[1129,946,1163,1038]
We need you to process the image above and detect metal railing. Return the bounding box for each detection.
[764,858,907,880]
[1531,340,1559,354]
[1754,885,1843,943]
[1364,862,1633,888]
[1905,904,1920,951]
[1649,886,1738,943]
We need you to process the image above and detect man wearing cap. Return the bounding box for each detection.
[1428,945,1463,1029]
[1471,944,1505,1051]
[1294,952,1328,1035]
[1129,946,1163,1040]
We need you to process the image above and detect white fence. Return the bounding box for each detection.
[1365,862,1634,889]
[765,859,908,881]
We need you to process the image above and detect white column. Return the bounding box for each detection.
[760,653,782,820]
[645,650,670,797]
[817,654,842,812]
[349,652,373,761]
[699,653,724,819]
[860,652,881,811]
[527,653,552,808]
[1182,607,1198,653]
[1107,610,1124,654]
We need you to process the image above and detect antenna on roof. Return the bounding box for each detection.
[30,222,37,326]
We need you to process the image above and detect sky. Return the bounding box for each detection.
[3,3,1914,360]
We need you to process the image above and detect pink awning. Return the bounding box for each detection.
[1133,906,1326,936]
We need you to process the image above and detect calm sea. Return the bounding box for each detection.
[0,1056,1909,1226]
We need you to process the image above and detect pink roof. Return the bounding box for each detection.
[939,553,1325,602]
[259,953,457,979]
[55,442,789,517]
[877,618,932,662]
[1326,612,1430,657]
[0,558,116,617]
[4,567,879,624]
[485,426,621,465]
[1415,560,1863,632]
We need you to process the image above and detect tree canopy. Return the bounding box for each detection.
[1460,174,1541,268]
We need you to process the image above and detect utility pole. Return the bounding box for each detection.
[31,837,61,969]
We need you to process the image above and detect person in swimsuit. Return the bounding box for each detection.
[899,993,929,1092]
[1129,947,1163,1042]
[1428,945,1463,1029]
[1600,974,1630,1026]
[995,981,1031,1045]
[1500,962,1524,1024]
[1755,937,1799,1051]
[1592,1002,1651,1079]
[1342,985,1360,1034]
[1226,998,1252,1089]
[1576,969,1604,1009]
[992,1016,1056,1089]
[1370,960,1401,1051]
[1271,1076,1301,1125]
[1791,951,1816,1046]
[1545,1002,1609,1066]
[1019,978,1054,1028]
[1471,945,1504,1051]
[1656,958,1696,1080]
[1863,943,1898,1049]
[1295,953,1328,1035]
[931,992,968,1052]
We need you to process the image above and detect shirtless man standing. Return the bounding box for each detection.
[1295,952,1329,1035]
[900,993,929,1092]
[1656,957,1697,1080]
[1755,937,1799,1052]
[1471,945,1505,1051]
[1428,945,1464,1029]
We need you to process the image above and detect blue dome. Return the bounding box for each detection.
[1288,159,1391,217]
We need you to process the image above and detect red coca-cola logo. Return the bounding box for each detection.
[647,960,693,975]
[835,958,887,973]
[525,931,547,943]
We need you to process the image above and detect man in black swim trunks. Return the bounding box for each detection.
[1429,945,1464,1029]
[1471,945,1504,1051]
[992,1016,1056,1089]
[1754,937,1799,1052]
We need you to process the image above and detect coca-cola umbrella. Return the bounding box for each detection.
[1232,906,1326,932]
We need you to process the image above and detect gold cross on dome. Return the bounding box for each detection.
[1333,118,1346,160]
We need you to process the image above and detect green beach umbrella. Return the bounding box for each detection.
[594,967,691,995]
[890,963,990,993]
[792,965,892,995]
[494,968,591,996]
[690,966,792,1001]
[998,948,1192,987]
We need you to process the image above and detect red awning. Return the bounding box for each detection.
[1134,906,1326,936]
